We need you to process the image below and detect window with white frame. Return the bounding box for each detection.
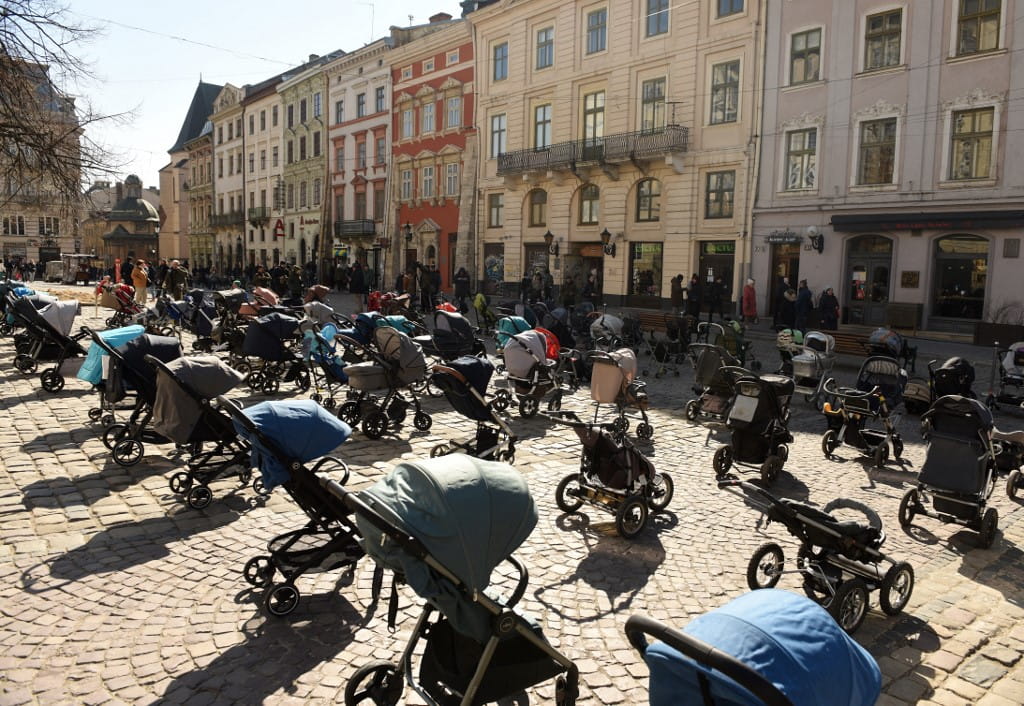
[488,193,504,227]
[447,96,462,128]
[705,171,735,218]
[493,42,508,81]
[375,87,386,113]
[374,184,386,221]
[950,107,994,180]
[447,49,460,66]
[583,91,605,142]
[402,66,413,80]
[785,129,817,190]
[790,29,821,84]
[587,9,607,54]
[636,179,661,222]
[423,58,435,73]
[313,179,321,206]
[272,146,279,167]
[299,181,307,208]
[335,147,345,171]
[260,150,266,170]
[401,169,412,200]
[2,215,25,235]
[718,0,743,18]
[641,77,666,132]
[401,108,414,139]
[490,113,507,157]
[645,0,669,37]
[529,189,547,226]
[534,104,552,148]
[248,152,254,172]
[579,183,600,224]
[857,118,897,185]
[710,61,739,124]
[422,102,435,133]
[422,166,435,198]
[957,0,1001,55]
[536,27,554,69]
[864,9,902,70]
[313,131,321,157]
[446,163,459,196]
[357,93,366,118]
[313,92,322,118]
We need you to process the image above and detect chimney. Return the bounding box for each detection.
[115,182,123,203]
[429,12,452,23]
[308,53,319,63]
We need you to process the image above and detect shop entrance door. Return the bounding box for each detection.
[697,240,736,316]
[769,243,801,317]
[845,235,892,326]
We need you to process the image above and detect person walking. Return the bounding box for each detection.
[795,279,813,333]
[131,260,149,304]
[687,274,702,319]
[560,275,578,310]
[453,266,471,314]
[161,260,190,300]
[670,274,685,316]
[819,286,840,330]
[741,278,758,325]
[349,260,367,312]
[780,282,797,330]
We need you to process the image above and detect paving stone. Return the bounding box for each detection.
[959,657,1008,688]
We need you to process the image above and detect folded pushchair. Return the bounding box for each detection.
[713,373,794,484]
[499,329,574,418]
[900,395,999,548]
[587,348,652,440]
[222,398,366,616]
[149,355,254,509]
[240,311,310,394]
[626,589,881,705]
[549,411,673,538]
[430,356,516,463]
[685,344,747,424]
[822,356,907,468]
[721,478,914,634]
[319,455,579,706]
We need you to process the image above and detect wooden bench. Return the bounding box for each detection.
[627,311,696,340]
[830,329,918,372]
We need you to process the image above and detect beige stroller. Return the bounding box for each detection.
[587,348,652,440]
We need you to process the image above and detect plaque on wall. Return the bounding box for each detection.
[900,271,920,288]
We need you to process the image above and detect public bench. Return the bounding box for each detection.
[830,329,917,372]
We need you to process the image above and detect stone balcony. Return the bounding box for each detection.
[211,211,245,227]
[334,219,376,238]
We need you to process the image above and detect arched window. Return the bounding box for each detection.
[579,184,599,225]
[933,234,988,320]
[528,189,547,227]
[635,179,661,222]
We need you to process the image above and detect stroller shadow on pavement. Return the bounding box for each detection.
[959,545,1024,611]
[20,459,174,509]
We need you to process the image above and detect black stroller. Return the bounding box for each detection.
[821,356,907,468]
[223,398,366,616]
[721,478,915,634]
[642,313,689,379]
[986,341,1024,412]
[712,373,794,484]
[429,356,517,463]
[685,344,747,424]
[8,298,88,392]
[549,411,673,538]
[240,311,310,394]
[148,355,255,509]
[413,309,483,362]
[319,455,580,706]
[900,395,1000,548]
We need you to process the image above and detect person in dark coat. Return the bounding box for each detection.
[687,274,702,318]
[779,283,797,330]
[707,276,724,323]
[453,267,471,313]
[670,274,685,315]
[795,279,813,333]
[773,275,790,328]
[349,261,367,311]
[819,286,840,330]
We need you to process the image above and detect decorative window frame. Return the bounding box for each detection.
[938,88,1004,187]
[857,4,907,74]
[777,112,825,194]
[948,0,1006,59]
[849,99,904,190]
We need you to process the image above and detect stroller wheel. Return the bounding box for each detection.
[1008,469,1022,499]
[828,578,869,633]
[747,542,785,590]
[261,378,280,395]
[247,371,265,390]
[233,361,251,377]
[15,354,36,373]
[101,414,116,426]
[323,398,336,410]
[293,371,311,393]
[821,430,839,459]
[238,467,252,486]
[776,444,789,463]
[615,496,649,539]
[253,477,270,496]
[555,474,585,513]
[310,393,323,403]
[685,399,700,422]
[647,472,674,512]
[547,393,563,412]
[104,316,118,328]
[879,562,915,616]
[362,411,389,440]
[519,397,540,418]
[264,583,300,617]
[491,389,511,412]
[338,401,361,425]
[712,446,733,476]
[243,555,274,588]
[892,436,904,460]
[636,422,653,441]
[169,472,192,495]
[872,443,888,468]
[112,439,144,467]
[898,489,919,527]
[760,455,782,484]
[40,369,64,392]
[102,423,129,450]
[977,507,998,549]
[344,659,403,706]
[413,412,432,431]
[88,408,103,422]
[186,485,213,510]
[430,443,451,458]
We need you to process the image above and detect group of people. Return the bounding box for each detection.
[768,276,840,332]
[3,258,42,282]
[670,273,728,322]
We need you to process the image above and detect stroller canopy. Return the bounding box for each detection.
[303,300,335,326]
[77,325,146,383]
[114,334,183,403]
[152,356,246,443]
[496,316,532,349]
[645,589,881,706]
[357,455,537,643]
[377,314,418,335]
[923,394,993,431]
[504,330,547,377]
[591,314,624,340]
[39,300,79,337]
[856,356,907,403]
[447,355,493,396]
[242,312,300,361]
[234,399,352,490]
[214,288,247,314]
[374,325,427,385]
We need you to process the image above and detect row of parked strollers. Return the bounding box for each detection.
[3,277,1017,705]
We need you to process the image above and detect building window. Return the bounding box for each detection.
[313,131,321,157]
[864,9,902,70]
[705,171,735,219]
[375,86,385,113]
[228,154,234,174]
[260,110,266,131]
[422,166,435,198]
[447,49,460,65]
[790,29,822,84]
[493,42,508,81]
[299,136,307,161]
[401,108,414,138]
[299,182,307,208]
[957,0,1001,55]
[583,91,605,143]
[354,192,367,220]
[335,100,344,124]
[423,58,435,73]
[934,235,988,319]
[785,129,817,190]
[313,92,322,118]
[636,179,661,222]
[300,98,307,124]
[447,96,461,129]
[710,60,740,124]
[356,93,366,118]
[579,183,600,224]
[422,102,435,133]
[357,142,367,169]
[313,179,321,206]
[536,27,554,69]
[645,0,669,37]
[375,136,386,165]
[488,193,504,227]
[717,0,744,18]
[249,114,255,135]
[374,184,386,221]
[641,77,666,132]
[490,113,507,157]
[260,150,266,170]
[528,189,547,227]
[587,9,607,54]
[2,215,25,235]
[401,169,412,200]
[534,104,552,148]
[446,163,459,196]
[272,146,279,167]
[629,243,663,301]
[401,66,413,80]
[857,118,897,185]
[287,104,294,129]
[286,183,294,209]
[272,105,278,127]
[218,157,224,177]
[217,126,223,144]
[286,141,294,165]
[228,122,233,140]
[950,107,994,180]
[248,152,255,172]
[335,147,345,171]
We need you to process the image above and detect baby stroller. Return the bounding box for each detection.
[303,322,350,409]
[472,292,498,335]
[429,356,516,463]
[986,341,1024,412]
[712,373,794,484]
[701,320,760,370]
[589,313,624,351]
[9,298,88,392]
[239,311,310,395]
[495,315,531,352]
[994,426,1024,499]
[223,398,366,616]
[338,325,433,439]
[821,356,908,468]
[790,331,836,408]
[721,478,914,634]
[626,590,881,705]
[900,395,1000,548]
[320,455,580,706]
[413,309,482,362]
[685,343,747,424]
[906,356,974,416]
[549,411,673,538]
[866,327,917,372]
[148,355,255,509]
[642,314,688,379]
[499,329,574,418]
[100,282,144,328]
[77,325,146,424]
[588,348,652,440]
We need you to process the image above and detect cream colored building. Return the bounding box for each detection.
[468,0,764,310]
[184,123,214,269]
[241,78,286,269]
[210,84,246,269]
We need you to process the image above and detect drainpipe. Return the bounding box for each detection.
[740,0,768,318]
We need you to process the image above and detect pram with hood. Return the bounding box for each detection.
[589,313,624,351]
[8,295,67,366]
[685,343,748,424]
[429,356,517,463]
[471,292,498,335]
[494,314,532,352]
[712,373,795,484]
[413,309,483,362]
[78,325,146,424]
[701,320,761,371]
[626,589,882,705]
[900,395,1000,548]
[986,341,1024,412]
[821,356,907,468]
[167,288,218,351]
[787,331,836,408]
[721,478,915,634]
[319,455,580,706]
[239,311,310,395]
[221,398,366,617]
[98,282,144,328]
[148,355,254,509]
[587,348,653,440]
[549,411,673,538]
[908,356,976,415]
[497,328,577,418]
[337,325,433,439]
[9,298,87,392]
[866,327,917,372]
[302,321,350,409]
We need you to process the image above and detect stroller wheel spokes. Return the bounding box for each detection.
[647,472,674,512]
[759,455,783,484]
[264,583,301,616]
[556,474,585,513]
[747,542,785,590]
[519,396,540,418]
[413,412,433,431]
[243,555,274,588]
[186,485,213,510]
[828,578,870,634]
[636,422,653,441]
[822,430,839,458]
[344,659,403,706]
[430,443,451,458]
[362,411,389,440]
[712,446,733,477]
[615,496,648,539]
[879,562,915,616]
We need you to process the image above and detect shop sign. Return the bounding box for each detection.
[764,230,802,244]
[300,216,319,226]
[634,243,663,254]
[578,244,604,257]
[273,219,285,238]
[701,241,736,254]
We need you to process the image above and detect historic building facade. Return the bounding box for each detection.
[184,123,214,269]
[210,84,247,269]
[241,77,286,270]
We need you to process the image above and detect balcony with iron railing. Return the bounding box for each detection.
[248,206,271,226]
[211,211,245,227]
[496,125,689,176]
[334,219,376,238]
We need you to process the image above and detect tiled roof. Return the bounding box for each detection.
[169,81,222,153]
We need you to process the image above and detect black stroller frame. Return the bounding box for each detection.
[429,361,517,463]
[985,341,1024,412]
[586,349,653,440]
[699,321,761,371]
[685,344,747,424]
[218,397,368,617]
[821,357,907,468]
[721,478,915,634]
[641,313,689,379]
[7,297,88,392]
[238,313,311,396]
[712,371,794,484]
[495,330,580,418]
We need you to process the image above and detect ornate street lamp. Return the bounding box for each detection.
[544,230,558,256]
[600,228,616,257]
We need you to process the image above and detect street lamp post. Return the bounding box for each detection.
[403,222,413,276]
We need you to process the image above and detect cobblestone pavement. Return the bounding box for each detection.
[2,287,1023,705]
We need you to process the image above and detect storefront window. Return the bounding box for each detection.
[483,243,504,295]
[629,242,663,305]
[933,234,988,319]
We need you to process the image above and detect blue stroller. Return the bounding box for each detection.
[626,589,881,706]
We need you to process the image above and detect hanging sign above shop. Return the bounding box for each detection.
[701,241,736,254]
[764,230,802,244]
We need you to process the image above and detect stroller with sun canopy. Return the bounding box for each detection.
[320,455,579,706]
[497,328,576,418]
[429,356,517,463]
[588,348,653,440]
[239,311,310,395]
